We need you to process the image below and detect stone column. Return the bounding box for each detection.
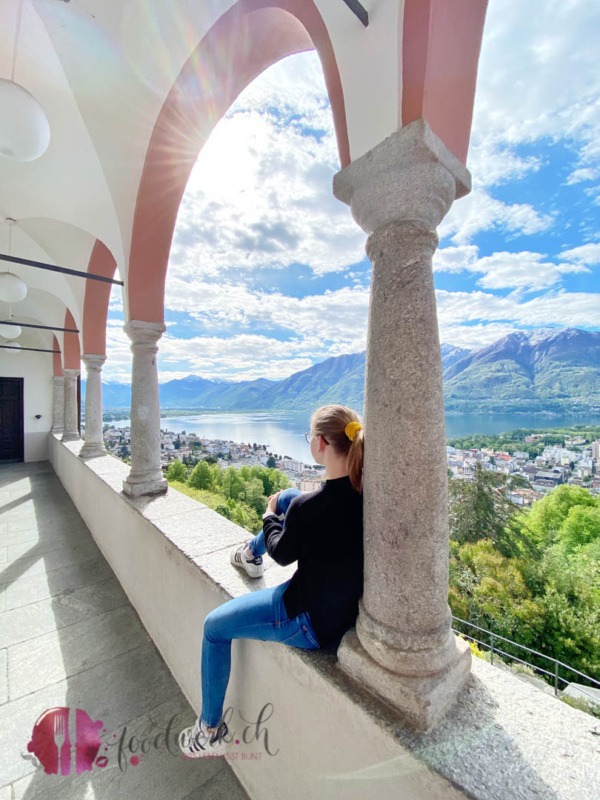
[80,354,107,459]
[334,120,472,731]
[61,369,80,442]
[51,376,65,433]
[122,320,167,497]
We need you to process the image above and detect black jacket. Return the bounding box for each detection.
[262,476,364,648]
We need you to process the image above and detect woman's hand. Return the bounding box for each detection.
[266,491,281,514]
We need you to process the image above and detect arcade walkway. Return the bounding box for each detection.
[0,461,249,800]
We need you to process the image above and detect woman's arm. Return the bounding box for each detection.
[262,498,303,566]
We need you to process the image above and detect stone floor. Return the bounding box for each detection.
[0,460,250,800]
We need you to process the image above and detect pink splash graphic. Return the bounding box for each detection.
[27,707,104,775]
[130,755,140,766]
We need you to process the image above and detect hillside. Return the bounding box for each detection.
[98,328,600,414]
[443,329,600,412]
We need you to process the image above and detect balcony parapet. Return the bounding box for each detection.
[49,434,600,800]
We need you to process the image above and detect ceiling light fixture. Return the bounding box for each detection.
[0,0,51,162]
[0,219,27,302]
[0,321,21,339]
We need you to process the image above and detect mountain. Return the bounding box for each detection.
[253,353,366,410]
[97,328,600,415]
[440,344,471,371]
[443,328,600,413]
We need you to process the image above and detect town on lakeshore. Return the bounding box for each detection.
[102,425,600,501]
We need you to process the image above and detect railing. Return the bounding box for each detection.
[452,616,600,705]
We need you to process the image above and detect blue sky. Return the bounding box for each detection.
[105,0,600,383]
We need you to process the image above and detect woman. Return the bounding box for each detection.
[179,405,364,758]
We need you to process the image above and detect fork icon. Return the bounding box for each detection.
[53,712,66,775]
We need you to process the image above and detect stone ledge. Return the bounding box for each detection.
[48,437,600,800]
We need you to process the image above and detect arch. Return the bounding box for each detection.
[82,240,118,356]
[63,309,81,370]
[127,0,348,323]
[401,0,488,164]
[53,336,63,377]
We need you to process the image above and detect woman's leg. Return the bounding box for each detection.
[200,579,318,727]
[247,488,302,557]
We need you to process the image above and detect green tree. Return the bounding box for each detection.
[242,476,268,515]
[221,467,245,500]
[266,456,277,469]
[449,464,524,556]
[189,460,215,491]
[522,484,597,549]
[166,459,187,482]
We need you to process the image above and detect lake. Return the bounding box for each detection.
[106,410,600,464]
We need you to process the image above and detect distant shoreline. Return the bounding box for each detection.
[102,407,600,421]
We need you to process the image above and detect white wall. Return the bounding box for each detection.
[0,350,54,461]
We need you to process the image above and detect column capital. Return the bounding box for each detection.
[63,368,80,379]
[82,354,106,372]
[333,119,471,234]
[124,320,166,348]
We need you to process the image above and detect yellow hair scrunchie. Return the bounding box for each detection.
[345,421,363,442]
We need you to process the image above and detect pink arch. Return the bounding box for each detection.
[82,240,117,355]
[128,0,349,323]
[63,309,81,370]
[53,335,63,377]
[402,0,488,164]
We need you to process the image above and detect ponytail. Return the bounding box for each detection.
[310,405,364,493]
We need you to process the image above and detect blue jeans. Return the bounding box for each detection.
[201,580,320,726]
[201,489,318,728]
[247,488,301,557]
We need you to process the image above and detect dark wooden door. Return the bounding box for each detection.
[0,377,24,461]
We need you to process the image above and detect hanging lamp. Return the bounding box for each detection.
[0,219,27,302]
[0,0,50,162]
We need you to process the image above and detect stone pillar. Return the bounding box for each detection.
[122,320,167,497]
[51,376,65,433]
[61,369,80,442]
[333,120,472,731]
[80,354,107,459]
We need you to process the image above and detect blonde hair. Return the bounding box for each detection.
[310,405,364,493]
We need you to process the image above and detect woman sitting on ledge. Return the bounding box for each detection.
[179,404,364,758]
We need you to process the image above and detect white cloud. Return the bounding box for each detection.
[566,167,600,185]
[438,0,600,243]
[165,275,369,352]
[436,289,600,331]
[471,0,600,151]
[158,333,316,381]
[169,54,365,279]
[473,252,588,291]
[434,246,589,291]
[438,323,520,350]
[433,245,479,273]
[440,189,554,245]
[560,242,600,265]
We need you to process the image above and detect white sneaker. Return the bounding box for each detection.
[230,541,264,578]
[178,719,230,759]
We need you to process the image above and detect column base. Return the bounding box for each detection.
[79,443,107,460]
[61,432,80,442]
[337,628,471,731]
[122,476,168,497]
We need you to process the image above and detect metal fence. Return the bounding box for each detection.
[452,616,600,705]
